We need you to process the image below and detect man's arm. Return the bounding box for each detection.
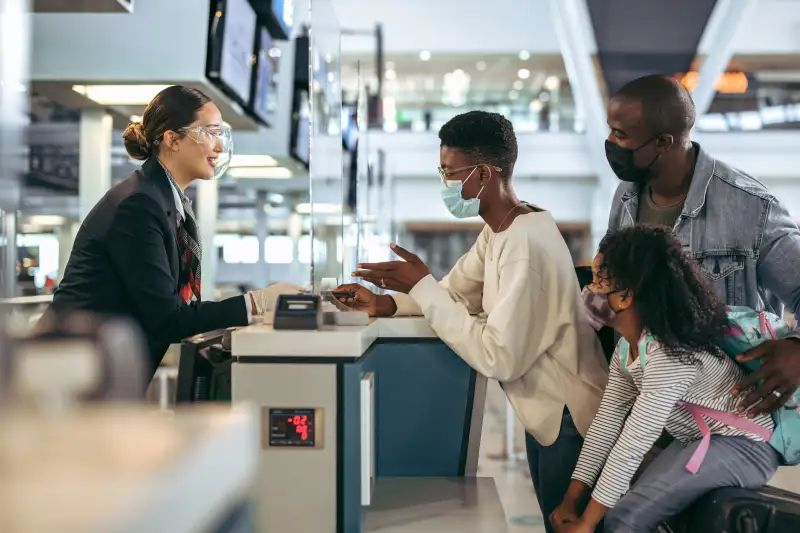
[758,196,800,336]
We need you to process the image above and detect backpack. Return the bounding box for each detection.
[621,306,800,472]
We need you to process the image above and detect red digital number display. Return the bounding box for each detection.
[269,409,316,446]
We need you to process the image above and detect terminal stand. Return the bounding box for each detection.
[228,317,507,533]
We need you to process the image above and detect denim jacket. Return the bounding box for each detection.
[607,143,800,337]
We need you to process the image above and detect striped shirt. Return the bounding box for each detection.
[572,334,774,508]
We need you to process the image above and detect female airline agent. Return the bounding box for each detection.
[49,86,299,381]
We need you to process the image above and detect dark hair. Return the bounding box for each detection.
[598,225,726,365]
[438,111,518,180]
[122,85,211,160]
[614,75,696,141]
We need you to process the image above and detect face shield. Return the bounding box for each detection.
[180,125,234,180]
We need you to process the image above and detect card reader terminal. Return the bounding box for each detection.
[273,295,322,330]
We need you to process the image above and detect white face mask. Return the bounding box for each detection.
[180,125,234,180]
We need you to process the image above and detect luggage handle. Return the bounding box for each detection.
[737,509,758,533]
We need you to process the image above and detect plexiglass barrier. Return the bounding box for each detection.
[308,0,344,290]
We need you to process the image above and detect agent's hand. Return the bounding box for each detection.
[248,283,304,315]
[550,502,580,531]
[334,283,397,317]
[733,338,800,415]
[351,244,430,294]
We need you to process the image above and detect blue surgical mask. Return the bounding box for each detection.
[440,167,484,219]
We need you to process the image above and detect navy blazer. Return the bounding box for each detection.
[51,158,248,379]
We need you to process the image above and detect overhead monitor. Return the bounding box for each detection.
[272,0,294,38]
[207,0,258,107]
[249,26,280,125]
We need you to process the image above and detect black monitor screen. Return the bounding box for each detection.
[293,90,310,166]
[207,0,257,105]
[251,27,279,123]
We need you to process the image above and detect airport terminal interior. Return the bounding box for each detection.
[3,0,800,532]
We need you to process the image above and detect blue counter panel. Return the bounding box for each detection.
[365,339,477,477]
[338,338,478,532]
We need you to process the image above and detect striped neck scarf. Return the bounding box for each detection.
[159,161,202,302]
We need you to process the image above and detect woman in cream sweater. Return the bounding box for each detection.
[337,111,609,532]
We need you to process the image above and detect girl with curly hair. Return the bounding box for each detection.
[551,225,781,533]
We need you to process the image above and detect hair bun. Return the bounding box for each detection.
[122,121,152,160]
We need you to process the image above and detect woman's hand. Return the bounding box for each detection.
[351,244,430,294]
[333,283,397,317]
[249,283,304,315]
[550,502,581,531]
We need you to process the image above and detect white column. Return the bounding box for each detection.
[254,190,270,288]
[547,0,618,252]
[692,0,758,116]
[0,0,30,298]
[288,212,303,283]
[78,109,113,221]
[195,180,219,300]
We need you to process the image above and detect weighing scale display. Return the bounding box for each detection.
[268,408,318,447]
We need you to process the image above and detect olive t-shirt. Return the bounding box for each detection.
[636,186,685,227]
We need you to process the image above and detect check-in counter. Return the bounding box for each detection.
[230,317,506,533]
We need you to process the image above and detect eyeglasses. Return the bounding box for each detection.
[179,125,233,151]
[438,164,502,187]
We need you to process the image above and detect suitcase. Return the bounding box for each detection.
[665,485,800,532]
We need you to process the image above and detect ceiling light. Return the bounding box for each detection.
[529,99,543,112]
[419,50,431,61]
[27,215,65,226]
[385,69,397,80]
[72,84,170,106]
[517,69,531,80]
[230,154,278,167]
[295,203,342,214]
[518,50,531,60]
[509,90,519,100]
[228,167,293,179]
[476,61,487,71]
[544,75,561,91]
[513,80,524,90]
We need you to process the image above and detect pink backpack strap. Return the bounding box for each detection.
[677,401,773,474]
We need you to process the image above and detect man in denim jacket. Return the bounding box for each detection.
[605,75,800,415]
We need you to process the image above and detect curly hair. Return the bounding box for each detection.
[438,111,518,181]
[598,225,727,365]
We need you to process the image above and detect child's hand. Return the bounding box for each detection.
[558,520,595,533]
[550,502,580,531]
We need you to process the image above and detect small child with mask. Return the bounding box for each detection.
[550,225,780,533]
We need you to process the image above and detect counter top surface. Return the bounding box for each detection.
[232,316,438,358]
[0,404,258,533]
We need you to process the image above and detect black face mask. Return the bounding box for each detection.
[605,137,661,184]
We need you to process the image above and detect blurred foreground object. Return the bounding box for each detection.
[6,310,148,406]
[0,403,259,533]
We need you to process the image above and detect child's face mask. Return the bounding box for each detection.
[582,287,626,330]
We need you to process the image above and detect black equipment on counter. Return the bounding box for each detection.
[176,329,235,403]
[273,294,321,330]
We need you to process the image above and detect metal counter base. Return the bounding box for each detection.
[365,477,508,533]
